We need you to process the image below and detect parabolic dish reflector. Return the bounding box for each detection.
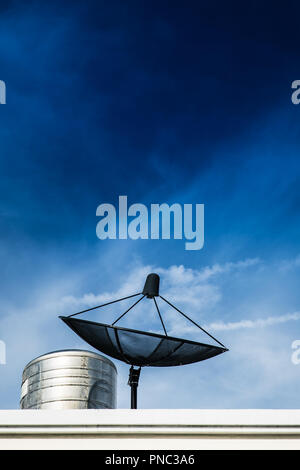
[59,273,228,409]
[60,316,226,367]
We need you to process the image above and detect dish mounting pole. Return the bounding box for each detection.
[128,366,141,409]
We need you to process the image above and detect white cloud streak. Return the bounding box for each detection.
[205,311,300,331]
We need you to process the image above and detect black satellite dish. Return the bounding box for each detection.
[60,273,228,409]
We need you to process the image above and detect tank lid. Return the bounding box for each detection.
[23,349,117,371]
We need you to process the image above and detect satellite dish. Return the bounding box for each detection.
[60,273,228,408]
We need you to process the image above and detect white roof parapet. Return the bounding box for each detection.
[0,409,300,450]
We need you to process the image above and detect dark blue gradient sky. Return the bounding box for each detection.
[1,1,300,408]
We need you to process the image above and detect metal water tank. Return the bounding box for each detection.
[20,349,117,409]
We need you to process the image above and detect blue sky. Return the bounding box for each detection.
[1,0,300,409]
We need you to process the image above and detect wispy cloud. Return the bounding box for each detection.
[57,257,300,342]
[59,258,261,321]
[278,254,300,273]
[157,257,261,284]
[205,311,300,331]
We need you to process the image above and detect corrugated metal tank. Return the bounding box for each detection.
[20,349,117,410]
